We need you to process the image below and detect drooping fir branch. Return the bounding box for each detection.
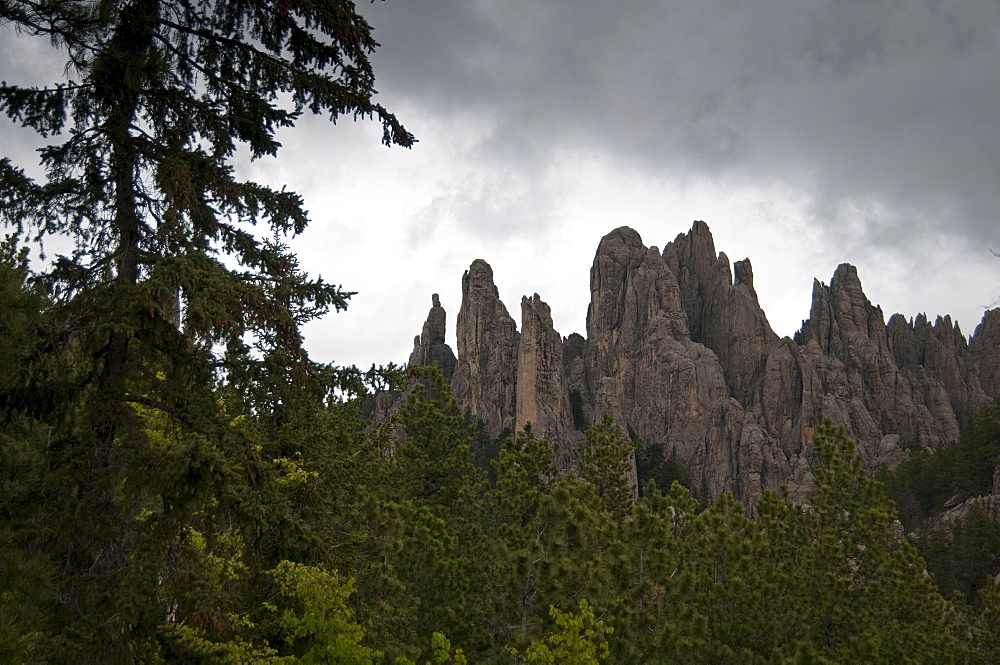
[0,0,413,386]
[0,3,413,657]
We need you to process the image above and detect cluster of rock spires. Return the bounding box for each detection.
[408,222,1000,509]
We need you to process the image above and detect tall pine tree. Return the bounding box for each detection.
[0,1,411,660]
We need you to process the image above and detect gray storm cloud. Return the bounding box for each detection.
[363,0,1000,250]
[2,2,999,368]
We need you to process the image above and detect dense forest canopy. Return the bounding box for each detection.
[2,1,1000,663]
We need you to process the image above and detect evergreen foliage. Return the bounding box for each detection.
[575,412,636,521]
[916,504,1000,605]
[0,0,410,661]
[635,442,689,497]
[757,422,957,663]
[5,2,1000,662]
[6,267,1000,661]
[882,398,1000,529]
[878,399,1000,605]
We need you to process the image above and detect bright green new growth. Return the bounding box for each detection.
[269,561,378,664]
[510,599,612,665]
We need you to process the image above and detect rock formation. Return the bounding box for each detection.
[408,293,457,379]
[969,309,1000,397]
[927,466,1000,534]
[407,222,999,509]
[516,294,576,445]
[450,259,520,440]
[662,220,778,405]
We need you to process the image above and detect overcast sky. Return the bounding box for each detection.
[3,1,1000,369]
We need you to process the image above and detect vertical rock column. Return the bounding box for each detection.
[451,260,520,440]
[516,294,578,455]
[971,309,1000,397]
[662,220,778,404]
[408,293,457,379]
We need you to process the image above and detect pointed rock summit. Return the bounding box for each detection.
[409,293,457,379]
[406,222,999,509]
[451,259,520,440]
[663,220,777,404]
[970,309,1000,397]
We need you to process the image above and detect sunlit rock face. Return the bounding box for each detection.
[516,293,579,468]
[409,222,998,510]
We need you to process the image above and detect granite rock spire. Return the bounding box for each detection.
[406,222,998,509]
[408,293,457,379]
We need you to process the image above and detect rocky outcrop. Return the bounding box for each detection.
[407,223,998,510]
[791,266,955,466]
[970,309,1000,397]
[408,293,457,379]
[583,227,742,499]
[563,333,591,431]
[927,466,1000,533]
[516,295,577,445]
[450,260,520,440]
[516,294,580,466]
[887,313,988,437]
[663,221,778,405]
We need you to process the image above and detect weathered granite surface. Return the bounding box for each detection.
[407,223,998,509]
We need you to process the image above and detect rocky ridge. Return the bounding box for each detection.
[408,223,1000,508]
[927,466,1000,534]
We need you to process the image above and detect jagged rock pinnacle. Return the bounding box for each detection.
[451,259,520,439]
[409,293,457,379]
[404,223,998,510]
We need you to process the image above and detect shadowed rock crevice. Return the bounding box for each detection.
[663,220,778,405]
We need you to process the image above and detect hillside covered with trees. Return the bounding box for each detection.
[3,1,1000,663]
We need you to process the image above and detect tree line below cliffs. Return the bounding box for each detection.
[5,238,1000,662]
[3,1,999,661]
